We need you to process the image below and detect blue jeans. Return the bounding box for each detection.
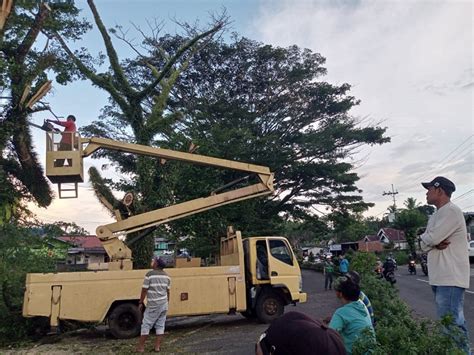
[431,286,471,354]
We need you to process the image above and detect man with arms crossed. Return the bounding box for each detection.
[419,176,471,354]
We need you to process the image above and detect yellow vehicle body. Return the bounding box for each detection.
[23,231,306,338]
[23,133,306,338]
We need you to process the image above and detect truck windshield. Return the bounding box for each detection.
[269,239,293,266]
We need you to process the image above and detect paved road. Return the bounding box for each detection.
[395,263,474,337]
[167,265,474,354]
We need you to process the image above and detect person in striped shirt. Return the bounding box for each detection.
[136,256,171,353]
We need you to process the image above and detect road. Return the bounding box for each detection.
[151,264,474,353]
[395,263,474,337]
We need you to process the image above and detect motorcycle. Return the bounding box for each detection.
[408,260,416,275]
[421,254,428,276]
[384,270,397,285]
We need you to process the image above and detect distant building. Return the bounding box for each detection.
[154,237,175,256]
[58,235,108,268]
[358,234,384,252]
[377,228,408,250]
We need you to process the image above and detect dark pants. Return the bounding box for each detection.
[325,273,333,290]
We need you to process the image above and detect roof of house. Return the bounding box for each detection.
[378,228,406,242]
[58,235,104,249]
[361,235,379,242]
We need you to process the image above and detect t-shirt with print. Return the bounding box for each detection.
[142,269,171,308]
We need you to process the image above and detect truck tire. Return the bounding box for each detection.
[255,291,284,323]
[108,303,141,339]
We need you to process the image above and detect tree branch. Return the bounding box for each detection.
[15,3,50,64]
[87,0,135,98]
[51,30,130,112]
[137,21,225,101]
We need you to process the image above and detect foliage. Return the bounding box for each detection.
[0,224,58,345]
[393,198,428,253]
[282,218,329,248]
[350,252,462,355]
[41,221,89,236]
[0,0,91,212]
[112,35,388,254]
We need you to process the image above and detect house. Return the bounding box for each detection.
[58,235,108,269]
[358,234,384,252]
[329,241,359,256]
[377,228,408,250]
[154,237,176,256]
[301,246,323,257]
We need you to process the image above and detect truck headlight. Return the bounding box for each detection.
[299,275,303,292]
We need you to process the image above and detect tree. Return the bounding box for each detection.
[165,36,389,248]
[394,198,428,253]
[0,0,91,222]
[77,34,389,258]
[41,221,89,236]
[53,0,228,267]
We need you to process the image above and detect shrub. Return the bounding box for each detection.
[350,252,462,355]
[0,224,57,346]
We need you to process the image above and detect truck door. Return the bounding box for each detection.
[267,238,299,291]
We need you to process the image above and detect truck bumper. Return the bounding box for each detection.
[298,292,307,303]
[291,292,307,303]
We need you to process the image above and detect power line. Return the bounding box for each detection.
[418,134,473,183]
[452,189,474,202]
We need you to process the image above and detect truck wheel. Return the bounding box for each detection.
[255,291,284,323]
[108,303,141,339]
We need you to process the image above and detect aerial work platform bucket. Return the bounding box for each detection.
[45,131,83,198]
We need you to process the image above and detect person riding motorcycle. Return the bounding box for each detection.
[382,257,396,278]
[408,253,417,275]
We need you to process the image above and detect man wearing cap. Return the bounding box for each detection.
[419,176,470,353]
[136,256,171,353]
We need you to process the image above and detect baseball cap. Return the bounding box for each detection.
[421,176,456,193]
[256,311,346,355]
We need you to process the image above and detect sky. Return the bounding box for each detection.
[29,0,473,234]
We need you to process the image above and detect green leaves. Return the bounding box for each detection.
[352,252,462,355]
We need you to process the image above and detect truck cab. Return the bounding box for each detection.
[243,236,306,322]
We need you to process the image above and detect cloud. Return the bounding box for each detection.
[254,0,473,214]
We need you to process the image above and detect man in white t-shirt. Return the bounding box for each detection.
[419,176,470,354]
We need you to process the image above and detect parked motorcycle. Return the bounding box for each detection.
[408,260,416,275]
[421,254,428,276]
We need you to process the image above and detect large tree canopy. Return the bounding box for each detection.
[0,0,90,223]
[80,34,389,258]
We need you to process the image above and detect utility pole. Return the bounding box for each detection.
[383,184,399,209]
